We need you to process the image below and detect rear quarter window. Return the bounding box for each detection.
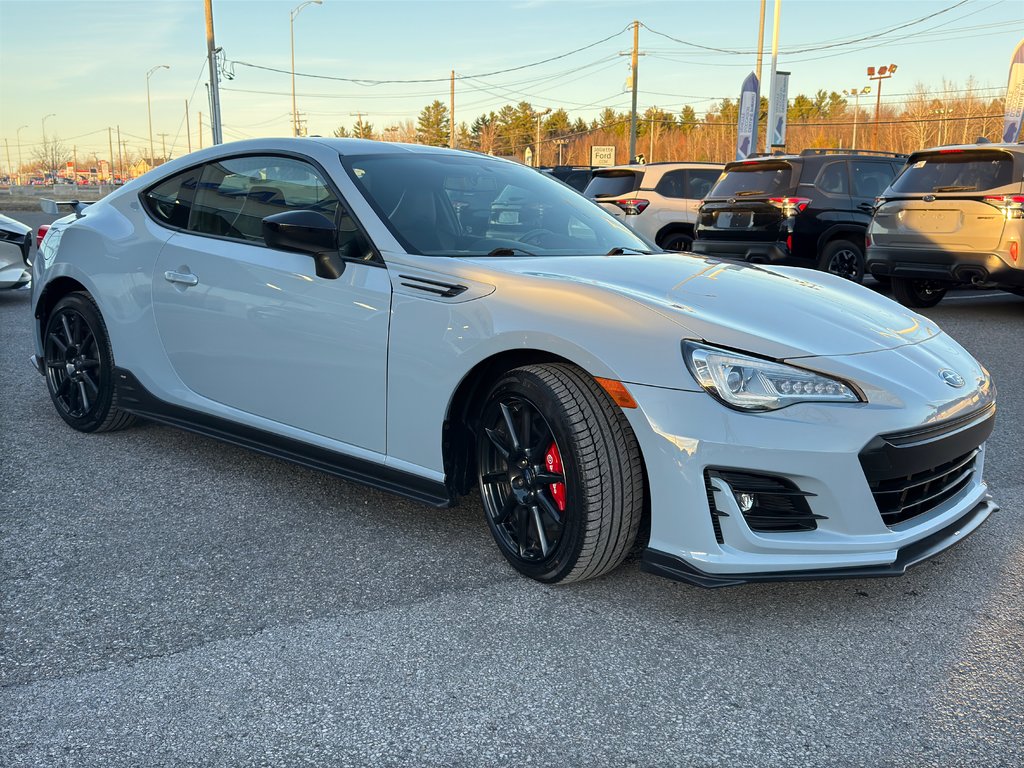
[142,168,201,229]
[890,151,1015,194]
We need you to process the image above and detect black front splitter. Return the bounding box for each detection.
[640,495,997,588]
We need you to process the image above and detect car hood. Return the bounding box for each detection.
[466,252,940,359]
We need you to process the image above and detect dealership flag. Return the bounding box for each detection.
[1004,39,1024,143]
[736,72,760,160]
[770,71,791,147]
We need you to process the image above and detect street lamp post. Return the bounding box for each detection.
[41,114,56,180]
[290,0,323,137]
[15,124,27,185]
[842,86,871,149]
[146,65,170,167]
[867,63,897,150]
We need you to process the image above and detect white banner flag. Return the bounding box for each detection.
[770,71,791,147]
[1003,39,1024,143]
[736,72,760,160]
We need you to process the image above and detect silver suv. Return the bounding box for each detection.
[867,142,1024,307]
[584,162,723,250]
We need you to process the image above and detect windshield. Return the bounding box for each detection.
[343,152,651,256]
[889,151,1014,194]
[584,170,644,199]
[708,161,796,197]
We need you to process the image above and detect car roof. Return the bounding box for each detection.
[593,161,724,173]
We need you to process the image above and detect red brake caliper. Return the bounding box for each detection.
[544,441,567,512]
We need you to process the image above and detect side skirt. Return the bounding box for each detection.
[113,367,453,508]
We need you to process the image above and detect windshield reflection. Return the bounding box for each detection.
[343,152,652,257]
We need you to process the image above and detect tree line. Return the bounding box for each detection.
[334,79,1008,165]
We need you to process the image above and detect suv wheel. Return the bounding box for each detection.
[660,232,693,252]
[891,277,949,308]
[818,239,864,283]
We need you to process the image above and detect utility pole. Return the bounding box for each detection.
[185,100,192,153]
[764,0,782,152]
[649,115,655,162]
[73,146,78,181]
[198,112,203,149]
[450,69,455,148]
[158,133,169,163]
[629,19,639,162]
[117,125,123,181]
[205,0,223,144]
[108,128,115,183]
[3,139,12,182]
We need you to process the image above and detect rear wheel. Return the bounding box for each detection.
[659,232,693,252]
[891,277,949,308]
[476,364,643,584]
[43,292,135,433]
[818,239,865,283]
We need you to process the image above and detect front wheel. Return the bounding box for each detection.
[476,364,643,584]
[891,277,949,308]
[818,239,865,283]
[43,292,136,433]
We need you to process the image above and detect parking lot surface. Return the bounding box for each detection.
[1,213,1022,767]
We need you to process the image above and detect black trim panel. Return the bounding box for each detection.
[640,495,997,588]
[113,368,452,508]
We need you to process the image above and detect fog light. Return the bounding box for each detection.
[735,492,756,512]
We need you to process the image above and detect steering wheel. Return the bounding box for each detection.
[518,228,555,246]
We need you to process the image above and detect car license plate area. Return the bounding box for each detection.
[716,211,752,229]
[900,209,962,234]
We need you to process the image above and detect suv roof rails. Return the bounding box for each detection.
[799,148,908,158]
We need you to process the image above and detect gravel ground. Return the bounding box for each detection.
[1,224,1021,767]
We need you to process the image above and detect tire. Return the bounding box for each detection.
[476,363,643,584]
[890,277,949,308]
[818,239,865,283]
[43,292,136,433]
[660,232,693,252]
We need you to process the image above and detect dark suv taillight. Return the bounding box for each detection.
[767,197,811,215]
[610,198,649,215]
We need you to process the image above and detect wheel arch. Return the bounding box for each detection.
[34,276,91,342]
[816,224,867,255]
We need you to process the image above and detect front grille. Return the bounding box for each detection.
[869,449,978,526]
[859,405,993,528]
[706,469,824,535]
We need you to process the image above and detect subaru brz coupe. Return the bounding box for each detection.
[30,138,998,586]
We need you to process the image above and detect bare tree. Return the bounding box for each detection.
[32,136,72,178]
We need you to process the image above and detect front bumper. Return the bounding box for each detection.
[622,358,996,585]
[866,245,1024,288]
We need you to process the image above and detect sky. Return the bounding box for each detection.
[1,0,1022,168]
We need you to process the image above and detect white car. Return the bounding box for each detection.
[30,138,998,586]
[0,212,33,289]
[584,162,723,251]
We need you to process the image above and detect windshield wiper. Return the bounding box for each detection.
[486,246,537,257]
[735,189,767,196]
[606,246,651,255]
[933,185,976,192]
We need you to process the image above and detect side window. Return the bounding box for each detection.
[189,155,341,243]
[687,169,720,200]
[654,170,687,198]
[814,161,850,195]
[142,167,201,229]
[851,161,896,198]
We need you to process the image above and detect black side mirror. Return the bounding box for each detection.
[262,210,343,279]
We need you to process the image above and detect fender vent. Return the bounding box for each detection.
[398,274,468,298]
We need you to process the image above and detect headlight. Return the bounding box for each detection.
[683,341,861,411]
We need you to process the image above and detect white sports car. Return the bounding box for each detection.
[30,138,998,586]
[0,211,33,289]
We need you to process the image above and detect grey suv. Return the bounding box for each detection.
[867,142,1024,307]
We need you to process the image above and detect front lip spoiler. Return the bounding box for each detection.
[640,494,998,588]
[29,354,44,376]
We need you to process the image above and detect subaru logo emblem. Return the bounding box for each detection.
[939,369,965,388]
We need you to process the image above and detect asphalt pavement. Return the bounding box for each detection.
[1,214,1021,767]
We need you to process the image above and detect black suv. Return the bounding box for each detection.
[692,149,906,281]
[538,165,598,193]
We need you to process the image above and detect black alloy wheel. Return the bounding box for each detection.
[43,293,135,433]
[818,239,865,283]
[890,277,949,308]
[476,364,643,584]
